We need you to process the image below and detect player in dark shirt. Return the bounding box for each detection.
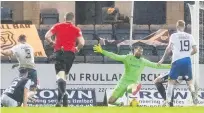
[1,68,32,107]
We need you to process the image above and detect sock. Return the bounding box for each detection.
[57,78,66,103]
[170,91,174,107]
[155,82,166,100]
[63,93,68,107]
[188,83,197,101]
[166,84,174,103]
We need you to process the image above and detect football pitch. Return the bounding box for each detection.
[1,107,204,113]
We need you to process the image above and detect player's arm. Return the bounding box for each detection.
[45,25,56,45]
[76,29,85,52]
[1,45,17,56]
[158,35,173,64]
[93,44,126,62]
[143,58,171,69]
[1,49,13,56]
[191,45,197,55]
[191,36,197,55]
[23,79,32,107]
[159,44,172,64]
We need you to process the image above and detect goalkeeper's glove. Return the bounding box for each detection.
[93,44,103,53]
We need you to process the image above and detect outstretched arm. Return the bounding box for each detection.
[143,58,171,69]
[102,50,126,62]
[93,44,126,62]
[1,49,13,56]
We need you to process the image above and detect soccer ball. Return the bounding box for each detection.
[130,98,139,107]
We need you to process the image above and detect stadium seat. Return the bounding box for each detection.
[156,46,166,56]
[77,25,95,40]
[38,29,49,40]
[40,8,59,24]
[115,23,130,40]
[85,40,99,45]
[101,45,118,54]
[82,45,99,56]
[83,33,95,40]
[74,56,85,63]
[14,20,32,24]
[132,25,150,40]
[150,25,163,32]
[118,45,131,55]
[85,56,103,63]
[1,7,12,21]
[103,56,122,64]
[95,24,113,40]
[143,55,159,62]
[102,7,119,24]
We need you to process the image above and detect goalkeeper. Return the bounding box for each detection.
[93,44,171,106]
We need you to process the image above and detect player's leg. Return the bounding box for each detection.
[166,80,177,106]
[166,61,179,106]
[55,60,66,107]
[183,61,198,105]
[54,50,67,107]
[154,74,167,101]
[1,94,18,107]
[127,83,142,95]
[26,68,38,98]
[154,72,174,106]
[108,84,127,106]
[62,51,75,107]
[186,80,198,105]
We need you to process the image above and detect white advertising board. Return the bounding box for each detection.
[1,64,204,103]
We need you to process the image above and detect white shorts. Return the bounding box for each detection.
[1,94,18,107]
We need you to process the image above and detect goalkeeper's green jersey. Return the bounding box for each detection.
[102,50,171,83]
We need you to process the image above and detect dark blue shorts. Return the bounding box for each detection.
[169,57,192,81]
[19,68,38,87]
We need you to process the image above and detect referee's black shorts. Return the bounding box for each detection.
[55,50,75,75]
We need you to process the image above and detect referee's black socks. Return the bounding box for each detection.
[56,78,67,107]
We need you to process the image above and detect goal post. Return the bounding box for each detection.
[188,1,203,88]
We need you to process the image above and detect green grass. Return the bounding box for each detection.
[1,107,204,113]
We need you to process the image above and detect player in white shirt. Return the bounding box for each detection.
[1,34,39,98]
[158,20,198,106]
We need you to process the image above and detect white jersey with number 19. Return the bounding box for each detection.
[169,31,196,63]
[11,43,35,69]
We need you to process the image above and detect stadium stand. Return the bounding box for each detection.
[77,25,95,40]
[115,23,130,40]
[118,45,131,55]
[101,45,118,54]
[85,56,104,63]
[40,8,59,24]
[132,25,150,40]
[95,24,113,40]
[74,56,85,63]
[1,7,13,24]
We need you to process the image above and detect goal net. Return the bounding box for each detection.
[188,1,204,88]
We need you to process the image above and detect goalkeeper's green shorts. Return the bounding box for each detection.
[111,81,133,99]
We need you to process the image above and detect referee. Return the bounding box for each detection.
[45,12,85,107]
